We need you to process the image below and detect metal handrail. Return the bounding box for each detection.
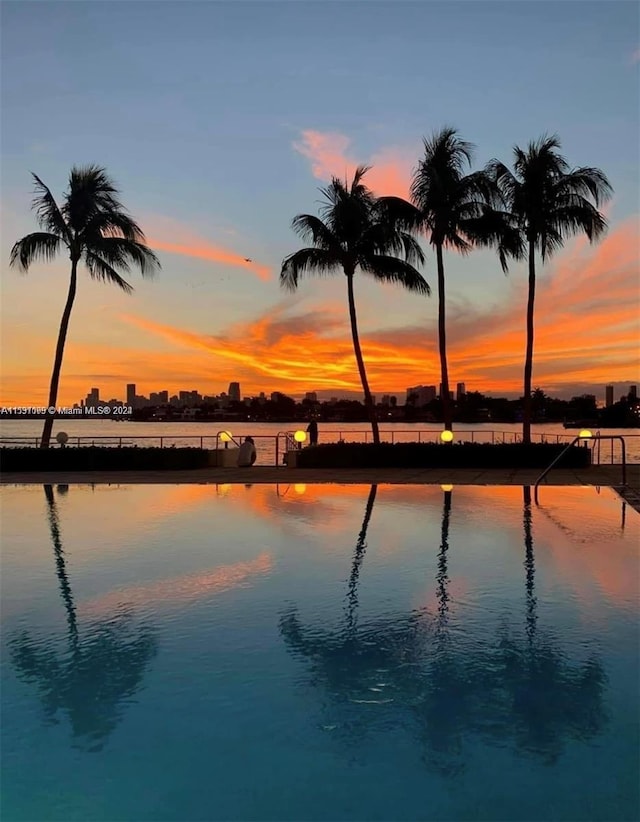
[534,435,627,504]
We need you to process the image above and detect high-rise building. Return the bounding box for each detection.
[629,385,638,401]
[304,392,318,403]
[456,382,466,400]
[406,385,436,406]
[126,384,136,406]
[158,390,169,404]
[86,387,100,407]
[228,382,241,402]
[605,385,614,407]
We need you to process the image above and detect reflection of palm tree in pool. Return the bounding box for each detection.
[344,484,377,635]
[488,487,606,763]
[280,486,606,767]
[9,485,157,752]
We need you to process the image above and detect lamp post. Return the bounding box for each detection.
[294,430,307,450]
[440,430,454,444]
[220,431,233,450]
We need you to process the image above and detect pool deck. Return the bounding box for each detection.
[2,464,639,510]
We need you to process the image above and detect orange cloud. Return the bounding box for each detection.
[294,129,413,197]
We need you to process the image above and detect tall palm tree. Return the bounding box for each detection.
[281,167,429,445]
[488,136,612,443]
[10,166,161,448]
[386,128,523,431]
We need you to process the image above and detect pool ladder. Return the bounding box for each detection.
[534,435,627,504]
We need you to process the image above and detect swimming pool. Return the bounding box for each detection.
[1,483,638,821]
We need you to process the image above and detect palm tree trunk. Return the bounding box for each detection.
[522,486,537,645]
[522,239,536,445]
[346,484,378,634]
[436,244,452,431]
[44,484,79,652]
[41,259,78,448]
[346,271,380,444]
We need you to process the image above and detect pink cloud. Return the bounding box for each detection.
[142,213,271,281]
[294,129,413,197]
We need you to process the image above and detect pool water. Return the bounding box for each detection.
[1,483,638,822]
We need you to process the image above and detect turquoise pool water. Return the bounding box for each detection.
[1,483,638,822]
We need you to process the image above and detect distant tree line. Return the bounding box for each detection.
[127,389,638,427]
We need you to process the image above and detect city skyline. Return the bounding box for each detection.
[74,380,638,409]
[1,3,638,407]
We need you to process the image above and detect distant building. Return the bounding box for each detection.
[380,394,391,406]
[605,385,614,407]
[86,387,100,407]
[456,382,466,401]
[228,382,241,402]
[406,385,436,406]
[177,390,201,406]
[126,384,136,406]
[304,392,318,403]
[629,385,638,401]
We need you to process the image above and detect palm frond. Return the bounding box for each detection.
[64,166,124,233]
[9,232,63,272]
[31,174,70,238]
[376,196,424,232]
[291,214,341,253]
[280,248,340,292]
[84,251,134,293]
[357,222,424,264]
[81,212,148,243]
[462,211,525,272]
[553,167,613,207]
[86,237,160,277]
[360,255,430,295]
[546,201,608,251]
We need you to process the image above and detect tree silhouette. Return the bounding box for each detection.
[279,487,606,771]
[384,128,523,430]
[10,167,160,447]
[485,487,607,763]
[281,168,429,444]
[9,485,157,752]
[487,136,612,443]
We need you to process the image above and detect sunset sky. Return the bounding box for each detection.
[1,1,638,406]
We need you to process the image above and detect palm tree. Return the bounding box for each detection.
[385,128,523,431]
[10,166,160,448]
[488,136,612,443]
[10,485,157,751]
[281,167,429,444]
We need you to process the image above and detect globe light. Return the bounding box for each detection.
[56,431,69,447]
[294,430,307,443]
[220,431,233,448]
[294,484,307,495]
[440,484,454,492]
[440,430,454,443]
[579,429,593,439]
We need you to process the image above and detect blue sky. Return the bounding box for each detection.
[1,1,638,403]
